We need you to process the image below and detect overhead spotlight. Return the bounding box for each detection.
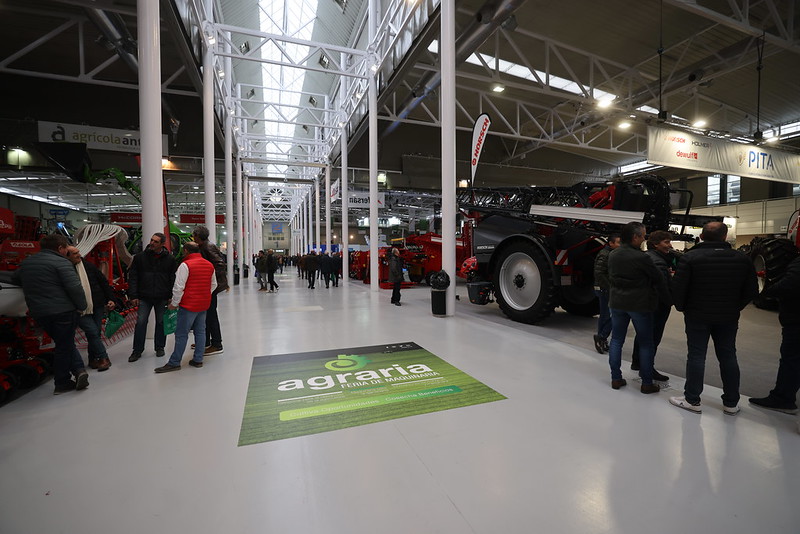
[618,121,631,129]
[491,83,505,93]
[766,136,778,143]
[597,98,614,108]
[218,69,225,78]
[318,55,330,69]
[308,96,317,107]
[206,33,216,45]
[239,41,250,54]
[692,119,707,128]
[246,88,256,99]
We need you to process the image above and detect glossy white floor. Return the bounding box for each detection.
[1,271,799,534]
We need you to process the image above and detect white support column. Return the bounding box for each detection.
[235,156,243,278]
[341,143,349,281]
[224,37,234,286]
[203,0,216,237]
[340,52,349,280]
[368,0,379,290]
[325,165,331,254]
[137,0,163,244]
[441,0,456,316]
[315,177,321,253]
[306,194,312,253]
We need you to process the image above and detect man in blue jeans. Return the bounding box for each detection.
[13,234,88,394]
[127,233,176,362]
[592,233,620,353]
[66,246,116,371]
[155,242,216,373]
[669,221,757,415]
[607,222,670,394]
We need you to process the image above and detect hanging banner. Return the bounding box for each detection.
[470,113,491,184]
[647,126,800,184]
[38,121,169,155]
[347,192,385,208]
[330,178,340,202]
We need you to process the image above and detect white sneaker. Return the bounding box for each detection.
[670,396,702,413]
[723,405,740,416]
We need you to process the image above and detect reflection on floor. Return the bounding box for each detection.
[1,272,798,534]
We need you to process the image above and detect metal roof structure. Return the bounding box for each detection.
[1,0,799,224]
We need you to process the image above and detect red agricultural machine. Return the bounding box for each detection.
[348,232,471,289]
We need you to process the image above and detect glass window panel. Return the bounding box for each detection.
[707,175,721,205]
[727,175,740,203]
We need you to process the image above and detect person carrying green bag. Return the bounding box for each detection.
[154,242,217,374]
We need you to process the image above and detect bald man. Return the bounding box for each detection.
[669,221,758,416]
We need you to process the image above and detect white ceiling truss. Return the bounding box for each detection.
[1,0,799,224]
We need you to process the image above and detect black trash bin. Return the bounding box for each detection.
[429,270,450,317]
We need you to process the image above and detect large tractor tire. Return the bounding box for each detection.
[492,240,557,324]
[560,287,599,317]
[748,237,799,310]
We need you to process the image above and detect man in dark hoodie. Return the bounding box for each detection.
[669,221,757,416]
[13,234,88,394]
[127,233,176,362]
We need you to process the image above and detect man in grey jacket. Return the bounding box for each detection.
[13,234,89,394]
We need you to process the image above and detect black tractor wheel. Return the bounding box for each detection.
[560,287,599,317]
[492,241,557,324]
[749,237,799,310]
[4,364,42,389]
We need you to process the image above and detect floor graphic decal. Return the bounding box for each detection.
[239,341,506,445]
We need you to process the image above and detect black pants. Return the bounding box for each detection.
[391,281,401,303]
[770,326,800,404]
[205,293,222,348]
[36,311,84,387]
[632,303,671,366]
[268,271,278,290]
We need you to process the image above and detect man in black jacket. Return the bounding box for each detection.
[66,246,116,372]
[266,249,279,292]
[127,233,176,362]
[607,222,668,394]
[388,247,404,306]
[13,234,88,394]
[592,233,620,353]
[749,254,800,416]
[669,222,757,415]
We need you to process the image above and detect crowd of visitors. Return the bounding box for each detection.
[8,222,798,435]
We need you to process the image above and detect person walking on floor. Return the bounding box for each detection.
[592,233,620,354]
[389,247,404,306]
[193,226,228,355]
[66,246,116,372]
[266,249,279,292]
[630,230,675,382]
[319,252,333,288]
[127,233,176,362]
[748,254,800,420]
[13,234,89,394]
[669,221,758,415]
[332,252,342,287]
[606,222,669,394]
[304,251,318,289]
[155,242,217,373]
[254,250,266,291]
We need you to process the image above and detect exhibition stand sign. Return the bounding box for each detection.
[239,342,506,445]
[647,125,800,184]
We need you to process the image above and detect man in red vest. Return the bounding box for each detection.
[155,241,217,373]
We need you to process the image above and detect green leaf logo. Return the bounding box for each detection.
[324,354,371,371]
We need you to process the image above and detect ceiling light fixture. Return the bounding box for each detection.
[491,83,505,93]
[693,119,707,128]
[597,98,614,108]
[618,121,631,129]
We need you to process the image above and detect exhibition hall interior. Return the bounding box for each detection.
[1,1,799,533]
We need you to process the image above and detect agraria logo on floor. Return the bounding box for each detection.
[239,342,506,445]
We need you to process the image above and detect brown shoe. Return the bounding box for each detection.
[88,359,100,369]
[96,358,111,372]
[611,379,627,390]
[641,383,661,394]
